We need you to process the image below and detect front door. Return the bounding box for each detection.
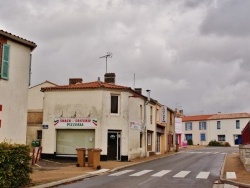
[107,131,121,160]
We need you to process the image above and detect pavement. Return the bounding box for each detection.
[30,146,250,188]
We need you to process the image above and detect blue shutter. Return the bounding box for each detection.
[201,133,206,141]
[1,44,10,80]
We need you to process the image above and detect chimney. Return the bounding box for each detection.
[69,78,83,85]
[135,88,142,94]
[104,73,115,84]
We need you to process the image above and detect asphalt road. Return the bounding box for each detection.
[59,147,238,188]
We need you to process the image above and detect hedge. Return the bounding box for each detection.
[0,141,32,188]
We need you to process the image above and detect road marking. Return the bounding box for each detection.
[89,169,109,174]
[109,170,134,176]
[151,170,172,177]
[226,172,237,179]
[173,171,191,178]
[196,171,210,179]
[130,170,153,176]
[224,184,238,188]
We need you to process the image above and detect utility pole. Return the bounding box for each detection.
[100,52,112,73]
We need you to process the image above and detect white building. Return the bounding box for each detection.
[0,30,36,144]
[182,113,250,146]
[27,81,57,145]
[41,74,152,161]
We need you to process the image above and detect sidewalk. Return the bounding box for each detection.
[30,147,250,188]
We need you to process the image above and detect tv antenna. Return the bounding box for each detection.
[100,52,112,73]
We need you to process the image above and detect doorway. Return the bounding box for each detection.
[107,131,121,160]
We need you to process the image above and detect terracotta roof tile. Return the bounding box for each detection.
[208,113,250,120]
[0,30,37,51]
[182,113,250,122]
[41,81,131,92]
[182,114,215,122]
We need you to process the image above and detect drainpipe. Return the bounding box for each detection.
[144,90,150,157]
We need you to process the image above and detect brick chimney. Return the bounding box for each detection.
[69,78,83,85]
[134,88,142,94]
[104,73,115,84]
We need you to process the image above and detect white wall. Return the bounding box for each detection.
[209,118,250,146]
[0,40,32,144]
[42,87,147,160]
[28,81,56,110]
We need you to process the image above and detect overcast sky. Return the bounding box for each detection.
[1,0,250,115]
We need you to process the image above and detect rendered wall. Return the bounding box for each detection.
[0,40,31,144]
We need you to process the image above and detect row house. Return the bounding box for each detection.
[0,30,36,144]
[181,112,250,146]
[39,73,175,161]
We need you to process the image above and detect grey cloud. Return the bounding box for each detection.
[200,0,250,37]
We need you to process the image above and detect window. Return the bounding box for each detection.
[1,44,10,80]
[199,122,207,130]
[200,133,206,141]
[185,122,192,131]
[147,132,152,145]
[218,135,225,141]
[111,95,119,114]
[37,130,42,139]
[236,120,240,129]
[217,121,221,129]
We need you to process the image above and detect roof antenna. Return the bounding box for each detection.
[100,52,112,73]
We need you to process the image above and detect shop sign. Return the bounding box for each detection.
[54,117,97,128]
[175,118,182,134]
[161,105,167,123]
[130,121,142,131]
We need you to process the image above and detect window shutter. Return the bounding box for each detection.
[1,44,10,80]
[199,122,201,130]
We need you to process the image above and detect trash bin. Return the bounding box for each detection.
[76,148,86,167]
[87,148,94,167]
[87,148,102,169]
[92,148,102,169]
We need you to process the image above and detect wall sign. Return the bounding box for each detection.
[130,121,142,131]
[54,117,97,128]
[161,105,167,123]
[42,125,49,129]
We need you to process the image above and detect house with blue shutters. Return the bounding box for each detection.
[181,112,250,146]
[0,30,36,144]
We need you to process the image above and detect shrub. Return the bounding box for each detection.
[0,141,32,188]
[224,142,231,147]
[187,139,193,145]
[208,140,222,146]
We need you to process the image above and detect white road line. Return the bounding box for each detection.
[226,172,237,179]
[151,170,172,177]
[196,171,210,179]
[89,169,109,174]
[173,171,191,178]
[109,170,134,176]
[129,170,153,176]
[224,184,239,188]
